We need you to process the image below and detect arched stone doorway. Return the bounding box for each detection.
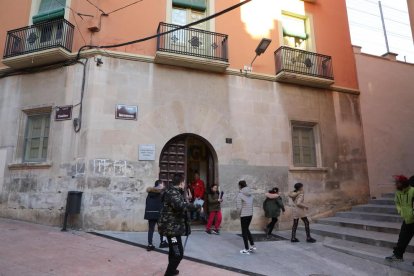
[159,134,218,190]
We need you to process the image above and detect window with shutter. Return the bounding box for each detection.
[24,114,51,162]
[33,0,66,24]
[172,0,207,11]
[281,13,309,50]
[291,124,317,167]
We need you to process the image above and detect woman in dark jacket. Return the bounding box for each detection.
[263,187,285,238]
[144,180,167,251]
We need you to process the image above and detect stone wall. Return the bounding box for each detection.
[0,57,370,231]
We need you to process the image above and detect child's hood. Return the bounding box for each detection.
[240,187,252,196]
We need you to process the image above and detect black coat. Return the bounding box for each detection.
[144,187,163,220]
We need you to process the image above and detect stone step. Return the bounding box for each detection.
[299,224,414,253]
[352,204,398,215]
[335,211,402,223]
[323,238,414,274]
[317,217,401,235]
[382,193,395,199]
[369,198,395,206]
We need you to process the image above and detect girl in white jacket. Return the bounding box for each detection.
[236,180,256,254]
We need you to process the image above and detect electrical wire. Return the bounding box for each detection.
[85,0,107,15]
[71,9,87,45]
[75,0,252,60]
[106,0,144,15]
[73,59,88,133]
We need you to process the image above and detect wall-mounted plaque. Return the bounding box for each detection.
[55,105,72,121]
[115,104,137,120]
[139,144,156,161]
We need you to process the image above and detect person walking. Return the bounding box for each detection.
[289,183,316,243]
[263,187,285,239]
[158,174,200,276]
[205,184,223,235]
[386,175,414,262]
[236,180,256,255]
[144,180,168,251]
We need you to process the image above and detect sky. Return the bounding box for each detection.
[346,0,414,63]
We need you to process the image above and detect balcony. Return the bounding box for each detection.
[274,46,334,88]
[2,19,74,69]
[155,22,229,72]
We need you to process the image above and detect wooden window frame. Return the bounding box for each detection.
[290,121,321,168]
[279,11,316,52]
[23,113,51,162]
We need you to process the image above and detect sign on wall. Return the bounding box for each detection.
[55,105,72,121]
[139,144,156,161]
[115,104,138,120]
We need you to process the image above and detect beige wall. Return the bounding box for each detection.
[0,57,369,231]
[356,52,414,197]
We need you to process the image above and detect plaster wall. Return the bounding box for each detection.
[0,57,369,231]
[356,53,414,197]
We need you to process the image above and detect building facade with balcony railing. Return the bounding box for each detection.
[0,0,370,232]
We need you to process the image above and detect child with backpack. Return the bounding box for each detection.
[205,184,223,235]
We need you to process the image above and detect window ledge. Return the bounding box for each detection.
[8,162,52,170]
[289,167,328,172]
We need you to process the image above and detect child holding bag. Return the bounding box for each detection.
[206,184,223,234]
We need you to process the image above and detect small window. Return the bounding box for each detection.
[23,113,50,162]
[281,14,309,50]
[292,123,317,167]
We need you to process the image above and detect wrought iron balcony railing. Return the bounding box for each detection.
[275,46,333,80]
[157,22,228,62]
[3,19,74,59]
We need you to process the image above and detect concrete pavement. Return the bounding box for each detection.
[95,229,413,276]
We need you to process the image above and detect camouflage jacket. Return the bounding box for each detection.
[158,186,197,237]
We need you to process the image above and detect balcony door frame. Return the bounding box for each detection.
[165,0,215,32]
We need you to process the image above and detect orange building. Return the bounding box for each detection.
[0,0,369,231]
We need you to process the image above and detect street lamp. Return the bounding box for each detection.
[245,38,272,72]
[255,38,272,56]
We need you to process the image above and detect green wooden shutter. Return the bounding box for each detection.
[282,14,308,40]
[33,0,66,24]
[24,114,50,162]
[173,0,207,11]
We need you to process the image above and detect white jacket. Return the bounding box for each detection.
[236,187,254,217]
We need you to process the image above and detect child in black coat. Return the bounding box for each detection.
[144,180,167,251]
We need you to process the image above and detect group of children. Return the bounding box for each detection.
[144,176,316,254]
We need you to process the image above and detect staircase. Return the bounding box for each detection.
[299,193,414,273]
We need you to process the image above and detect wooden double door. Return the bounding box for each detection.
[159,134,216,190]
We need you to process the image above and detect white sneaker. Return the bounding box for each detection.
[248,245,257,253]
[240,249,250,255]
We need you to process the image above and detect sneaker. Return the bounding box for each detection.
[205,230,212,234]
[291,238,300,243]
[385,254,403,262]
[146,244,155,251]
[212,229,219,235]
[159,241,168,248]
[306,237,316,243]
[240,249,250,255]
[248,245,257,253]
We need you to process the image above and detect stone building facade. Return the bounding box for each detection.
[0,0,370,231]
